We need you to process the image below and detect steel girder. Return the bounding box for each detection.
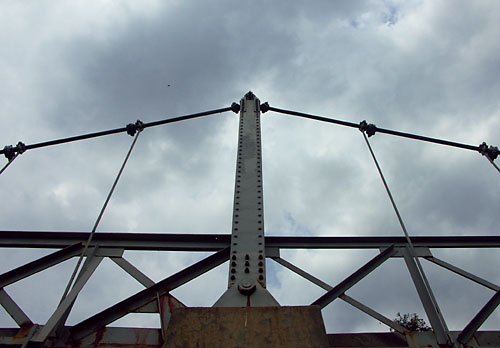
[2,231,500,250]
[1,232,500,347]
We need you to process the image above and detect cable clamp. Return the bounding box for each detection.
[135,120,144,132]
[231,102,241,114]
[126,120,144,136]
[16,141,26,154]
[260,102,270,113]
[359,120,377,137]
[3,145,15,161]
[479,142,499,161]
[3,141,25,161]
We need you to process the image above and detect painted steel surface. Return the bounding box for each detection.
[215,92,279,307]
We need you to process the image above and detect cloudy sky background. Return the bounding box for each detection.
[1,0,499,335]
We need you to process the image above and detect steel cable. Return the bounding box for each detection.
[361,132,451,340]
[486,156,500,174]
[268,106,480,151]
[60,130,142,302]
[0,154,18,176]
[0,107,232,157]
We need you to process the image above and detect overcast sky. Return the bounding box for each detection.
[1,0,499,335]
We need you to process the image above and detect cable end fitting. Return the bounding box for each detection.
[231,102,241,114]
[126,120,144,136]
[3,141,26,161]
[16,141,26,154]
[3,146,15,161]
[260,102,270,113]
[479,142,499,161]
[359,120,377,137]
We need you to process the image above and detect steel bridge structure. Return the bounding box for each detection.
[0,92,499,347]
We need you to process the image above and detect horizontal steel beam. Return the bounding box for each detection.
[267,236,500,249]
[0,231,229,250]
[2,232,500,251]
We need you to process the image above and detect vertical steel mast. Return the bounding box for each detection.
[214,91,279,307]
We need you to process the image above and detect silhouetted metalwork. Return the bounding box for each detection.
[0,93,498,347]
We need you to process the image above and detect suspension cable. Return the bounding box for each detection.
[1,106,235,158]
[265,105,499,165]
[486,157,500,174]
[361,132,413,246]
[60,126,142,302]
[360,131,450,338]
[0,154,18,176]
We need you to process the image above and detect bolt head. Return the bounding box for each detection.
[238,279,256,296]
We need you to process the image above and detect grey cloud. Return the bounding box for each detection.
[1,0,500,334]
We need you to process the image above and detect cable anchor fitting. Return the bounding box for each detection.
[3,146,15,161]
[16,141,26,154]
[3,141,26,161]
[231,102,241,114]
[126,120,145,136]
[479,142,499,161]
[359,120,377,137]
[260,102,270,113]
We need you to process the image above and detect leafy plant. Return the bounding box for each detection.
[393,312,431,332]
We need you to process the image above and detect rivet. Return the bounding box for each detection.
[245,261,250,266]
[259,268,264,273]
[258,261,263,266]
[231,268,236,273]
[231,275,236,280]
[232,255,237,260]
[245,268,250,273]
[245,254,250,260]
[259,275,264,280]
[258,255,263,260]
[232,261,237,267]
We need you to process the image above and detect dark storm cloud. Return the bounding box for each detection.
[1,0,499,334]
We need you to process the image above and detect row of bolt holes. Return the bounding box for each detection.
[231,116,264,283]
[234,115,263,245]
[230,254,265,282]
